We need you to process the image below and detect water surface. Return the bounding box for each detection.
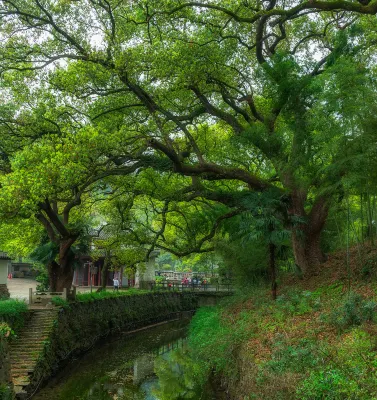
[33,319,219,399]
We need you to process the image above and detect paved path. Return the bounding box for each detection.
[7,278,36,302]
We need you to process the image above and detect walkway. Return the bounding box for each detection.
[7,278,36,302]
[10,309,58,398]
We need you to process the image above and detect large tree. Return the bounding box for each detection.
[1,0,377,275]
[0,123,144,290]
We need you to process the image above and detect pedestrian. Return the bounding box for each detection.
[113,276,120,291]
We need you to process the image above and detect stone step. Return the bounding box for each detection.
[14,382,29,392]
[9,351,40,361]
[10,340,45,352]
[19,324,52,329]
[11,364,35,371]
[11,340,47,346]
[12,353,43,360]
[11,369,34,376]
[12,339,48,344]
[17,328,53,334]
[24,320,54,323]
[10,358,38,363]
[19,325,54,331]
[10,354,39,358]
[12,336,49,341]
[11,364,36,370]
[13,335,49,341]
[10,310,58,391]
[11,370,35,376]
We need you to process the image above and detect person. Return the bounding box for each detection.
[113,277,120,291]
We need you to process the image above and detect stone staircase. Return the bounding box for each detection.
[10,309,58,398]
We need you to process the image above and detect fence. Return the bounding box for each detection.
[150,281,233,292]
[29,287,76,305]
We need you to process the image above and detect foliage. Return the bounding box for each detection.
[154,347,208,400]
[0,323,13,339]
[35,268,50,291]
[155,275,165,284]
[275,290,322,317]
[0,299,28,333]
[189,306,247,376]
[1,0,377,285]
[297,329,377,400]
[0,384,13,400]
[51,297,69,308]
[323,292,377,332]
[75,289,151,303]
[267,338,322,376]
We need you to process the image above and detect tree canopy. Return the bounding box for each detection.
[1,0,377,289]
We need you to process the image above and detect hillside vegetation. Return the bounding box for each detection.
[188,244,377,399]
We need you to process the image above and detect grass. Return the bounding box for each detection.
[0,299,28,318]
[0,299,28,333]
[75,288,153,302]
[185,245,377,400]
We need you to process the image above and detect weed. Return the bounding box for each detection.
[76,288,151,302]
[323,292,377,332]
[51,296,69,307]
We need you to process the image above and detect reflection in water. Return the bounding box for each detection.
[33,320,216,400]
[154,346,210,400]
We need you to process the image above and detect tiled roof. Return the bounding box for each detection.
[0,252,11,260]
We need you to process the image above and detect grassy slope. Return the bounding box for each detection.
[189,244,377,400]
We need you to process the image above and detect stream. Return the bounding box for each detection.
[33,318,222,400]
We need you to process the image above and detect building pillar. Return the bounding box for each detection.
[0,253,11,299]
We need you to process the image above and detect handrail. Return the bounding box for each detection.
[150,281,234,292]
[29,287,76,305]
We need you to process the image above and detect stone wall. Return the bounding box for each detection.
[0,335,13,399]
[28,292,198,395]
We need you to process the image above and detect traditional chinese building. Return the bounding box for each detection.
[72,257,135,288]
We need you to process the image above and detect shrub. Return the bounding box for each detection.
[275,290,321,316]
[189,306,245,376]
[155,275,165,284]
[266,338,322,374]
[35,269,49,291]
[0,323,13,339]
[297,329,377,399]
[51,297,69,307]
[361,255,377,278]
[0,384,13,400]
[323,292,377,332]
[76,288,151,303]
[0,299,28,333]
[297,368,359,399]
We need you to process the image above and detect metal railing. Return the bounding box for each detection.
[150,281,233,292]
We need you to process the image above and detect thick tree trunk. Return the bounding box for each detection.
[101,255,110,290]
[290,193,329,276]
[48,237,76,292]
[292,230,326,275]
[48,261,60,292]
[47,258,74,292]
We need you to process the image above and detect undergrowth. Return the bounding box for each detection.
[0,299,28,333]
[187,286,377,400]
[76,288,152,302]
